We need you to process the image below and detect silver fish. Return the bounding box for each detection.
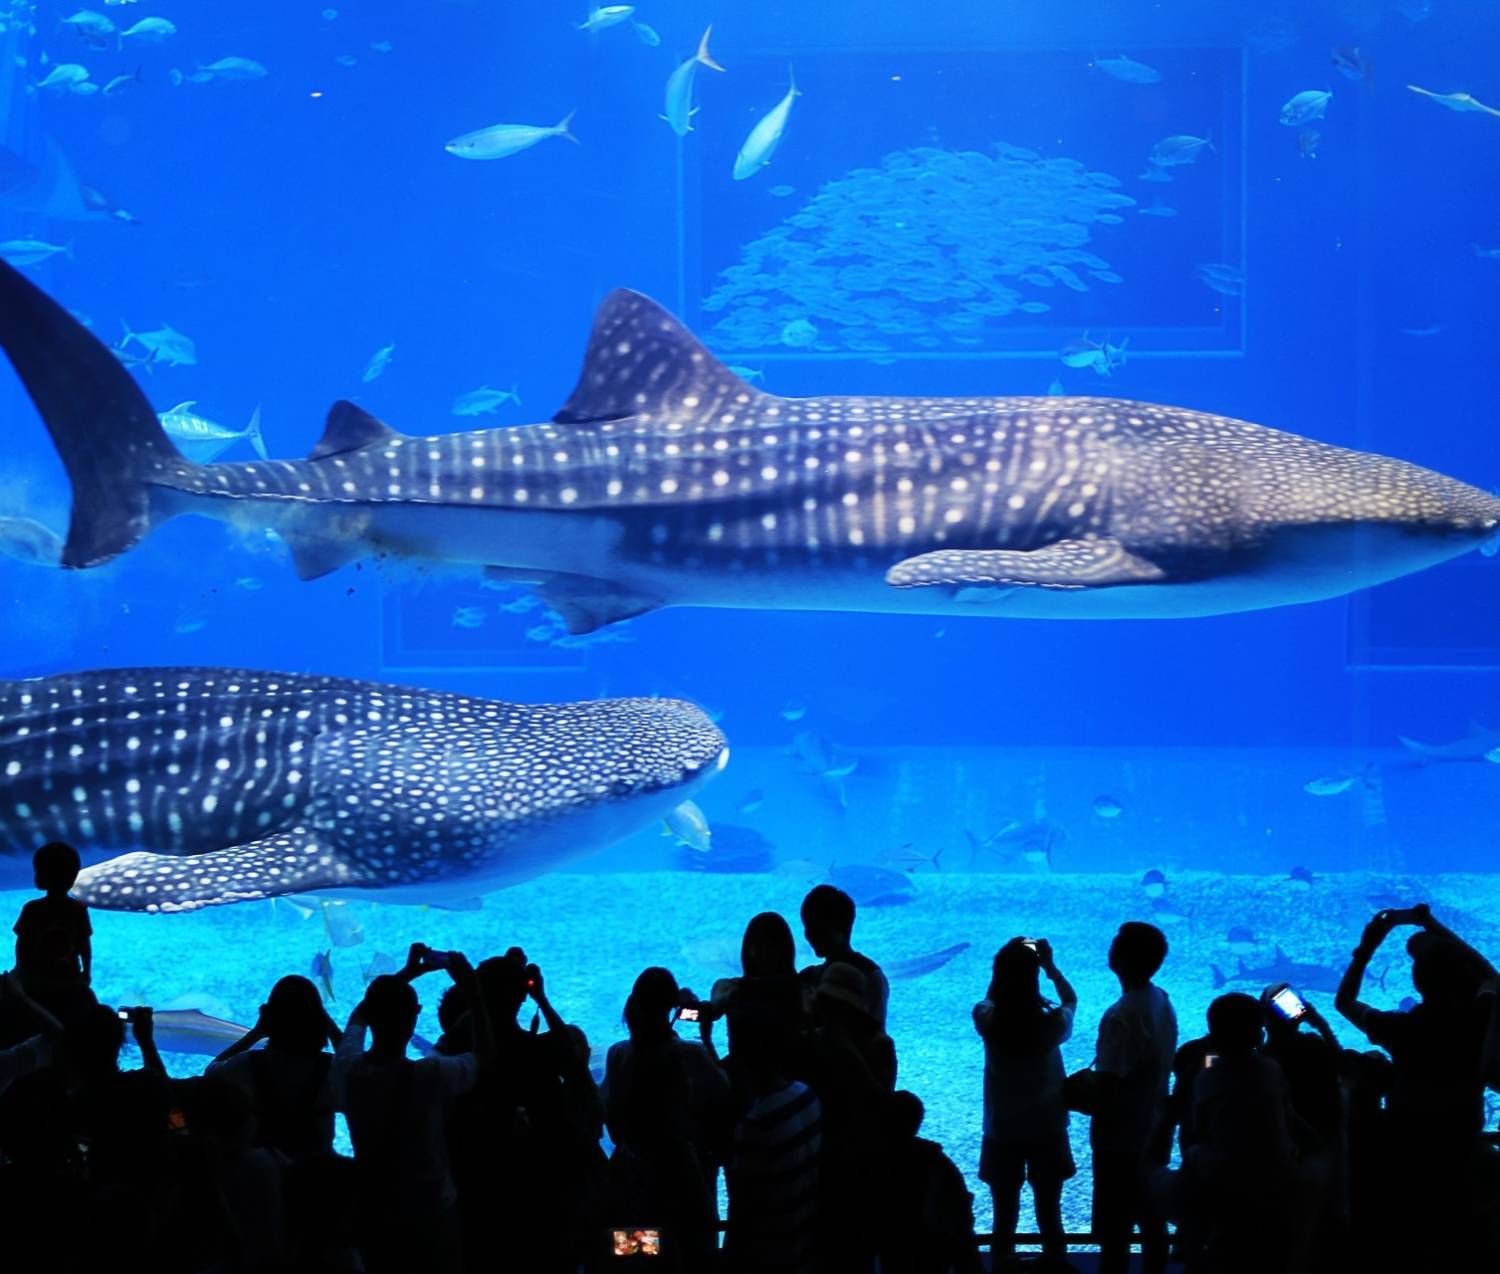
[663,26,723,137]
[446,111,577,160]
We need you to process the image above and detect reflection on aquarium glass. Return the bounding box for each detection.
[0,0,1497,1250]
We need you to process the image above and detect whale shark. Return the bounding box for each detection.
[0,668,728,912]
[0,261,1495,628]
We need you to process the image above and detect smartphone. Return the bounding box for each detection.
[1021,939,1039,953]
[677,1006,700,1023]
[610,1229,661,1257]
[1202,1052,1219,1070]
[116,1009,130,1022]
[427,950,451,970]
[1269,984,1308,1023]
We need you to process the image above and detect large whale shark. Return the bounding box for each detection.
[0,261,1495,628]
[0,668,728,912]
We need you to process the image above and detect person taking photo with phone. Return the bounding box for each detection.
[973,937,1078,1271]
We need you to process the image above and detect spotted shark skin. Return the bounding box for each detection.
[0,668,728,912]
[0,261,1495,627]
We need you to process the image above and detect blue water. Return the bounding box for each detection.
[2,0,1500,1232]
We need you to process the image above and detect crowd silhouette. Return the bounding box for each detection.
[0,841,1496,1272]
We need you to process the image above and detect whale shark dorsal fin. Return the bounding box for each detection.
[885,538,1166,591]
[553,289,763,425]
[72,829,370,912]
[309,400,406,461]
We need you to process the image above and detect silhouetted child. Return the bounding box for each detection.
[12,841,93,1026]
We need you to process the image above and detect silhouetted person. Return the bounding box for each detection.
[1335,904,1496,1270]
[800,884,889,1030]
[0,969,62,1096]
[602,966,728,1270]
[973,937,1078,1270]
[702,911,807,1076]
[12,841,93,1030]
[1091,921,1175,1274]
[331,944,492,1274]
[448,953,599,1274]
[207,972,341,1160]
[724,1009,822,1274]
[1169,993,1300,1274]
[804,961,896,1272]
[1258,986,1344,1265]
[175,1076,290,1272]
[877,1090,984,1274]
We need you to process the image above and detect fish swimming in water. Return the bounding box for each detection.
[361,343,394,383]
[1407,85,1500,117]
[151,1008,251,1055]
[445,112,578,160]
[1331,46,1372,91]
[1151,133,1213,166]
[733,68,799,181]
[576,5,634,33]
[663,798,711,852]
[663,26,723,137]
[452,384,522,417]
[0,667,727,912]
[1280,89,1331,127]
[31,64,91,94]
[1196,262,1244,297]
[886,941,970,979]
[157,402,267,464]
[1211,948,1346,994]
[0,516,64,567]
[118,319,196,367]
[1,263,1498,629]
[119,16,176,45]
[0,238,72,267]
[1399,723,1500,762]
[1093,54,1161,85]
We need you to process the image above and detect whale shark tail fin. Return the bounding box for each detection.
[553,288,769,426]
[0,260,190,568]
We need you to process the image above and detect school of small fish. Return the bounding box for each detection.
[704,143,1136,356]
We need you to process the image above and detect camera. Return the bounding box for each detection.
[677,1005,700,1023]
[1268,984,1308,1023]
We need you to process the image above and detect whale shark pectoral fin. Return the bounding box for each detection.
[885,538,1167,592]
[73,830,368,913]
[534,573,663,634]
[280,530,368,581]
[552,289,766,425]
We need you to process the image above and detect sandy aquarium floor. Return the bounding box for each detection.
[13,869,1499,1233]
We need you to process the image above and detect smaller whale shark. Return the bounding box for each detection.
[0,668,727,912]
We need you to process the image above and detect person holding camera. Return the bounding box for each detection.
[1335,903,1497,1270]
[973,937,1078,1271]
[331,942,492,1274]
[600,966,730,1270]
